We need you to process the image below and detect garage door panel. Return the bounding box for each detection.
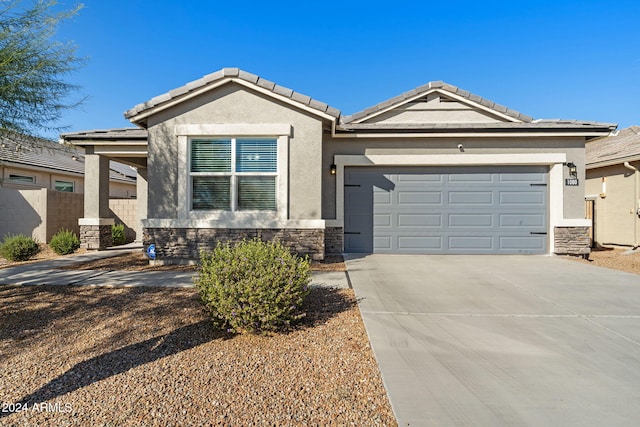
[448,172,493,183]
[373,191,392,205]
[397,174,443,183]
[448,214,493,227]
[374,214,392,227]
[345,191,370,209]
[499,171,546,183]
[374,236,392,250]
[499,214,545,227]
[397,236,443,250]
[345,234,371,253]
[398,191,442,205]
[499,236,546,250]
[345,214,371,231]
[344,166,548,254]
[448,236,494,250]
[499,191,546,205]
[448,191,493,205]
[397,214,442,227]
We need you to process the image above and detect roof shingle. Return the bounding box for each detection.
[0,133,136,182]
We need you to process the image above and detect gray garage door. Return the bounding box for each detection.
[344,166,548,254]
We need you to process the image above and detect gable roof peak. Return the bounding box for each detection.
[341,80,534,124]
[124,67,341,125]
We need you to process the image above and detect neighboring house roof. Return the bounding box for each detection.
[586,126,640,168]
[0,133,136,183]
[62,128,148,141]
[124,68,341,126]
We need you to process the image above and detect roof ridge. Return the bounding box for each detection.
[341,81,534,124]
[124,67,340,122]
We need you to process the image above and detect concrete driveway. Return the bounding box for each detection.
[345,255,640,426]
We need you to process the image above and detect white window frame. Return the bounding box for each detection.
[176,124,290,223]
[189,137,278,212]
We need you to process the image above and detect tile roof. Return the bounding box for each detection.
[0,133,136,182]
[586,126,640,166]
[61,128,148,140]
[341,81,534,124]
[123,68,341,122]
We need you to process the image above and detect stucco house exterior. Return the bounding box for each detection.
[63,68,615,260]
[585,126,640,247]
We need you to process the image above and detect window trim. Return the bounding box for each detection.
[189,137,278,212]
[176,124,290,222]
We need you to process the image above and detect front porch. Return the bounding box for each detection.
[61,128,148,249]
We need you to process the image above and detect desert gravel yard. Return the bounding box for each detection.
[0,285,396,426]
[566,247,640,274]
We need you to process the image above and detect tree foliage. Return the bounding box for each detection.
[0,0,84,139]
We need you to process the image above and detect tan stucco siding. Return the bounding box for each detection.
[145,83,325,220]
[322,136,586,221]
[586,163,639,246]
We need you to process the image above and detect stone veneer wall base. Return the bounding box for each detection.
[144,227,328,262]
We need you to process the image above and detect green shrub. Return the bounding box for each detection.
[0,234,41,261]
[196,238,312,334]
[49,229,80,255]
[111,223,126,246]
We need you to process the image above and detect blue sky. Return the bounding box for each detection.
[52,0,639,137]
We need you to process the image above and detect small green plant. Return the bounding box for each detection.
[196,238,312,334]
[0,234,41,262]
[49,229,80,255]
[111,223,126,246]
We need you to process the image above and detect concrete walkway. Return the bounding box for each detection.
[345,254,640,427]
[0,248,349,289]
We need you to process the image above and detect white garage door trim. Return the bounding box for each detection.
[328,153,585,254]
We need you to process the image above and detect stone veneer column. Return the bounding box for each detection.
[554,226,591,257]
[79,151,114,250]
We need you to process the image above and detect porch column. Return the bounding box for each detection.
[79,151,114,249]
[136,167,148,242]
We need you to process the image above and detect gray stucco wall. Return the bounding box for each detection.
[145,83,326,220]
[321,136,587,221]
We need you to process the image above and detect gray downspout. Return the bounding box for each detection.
[623,162,639,248]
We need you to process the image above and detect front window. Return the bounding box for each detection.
[190,138,277,211]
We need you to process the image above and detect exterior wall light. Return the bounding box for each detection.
[330,164,337,175]
[565,162,578,178]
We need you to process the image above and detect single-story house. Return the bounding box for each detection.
[62,68,615,260]
[585,126,640,247]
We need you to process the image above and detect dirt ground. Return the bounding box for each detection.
[565,246,640,274]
